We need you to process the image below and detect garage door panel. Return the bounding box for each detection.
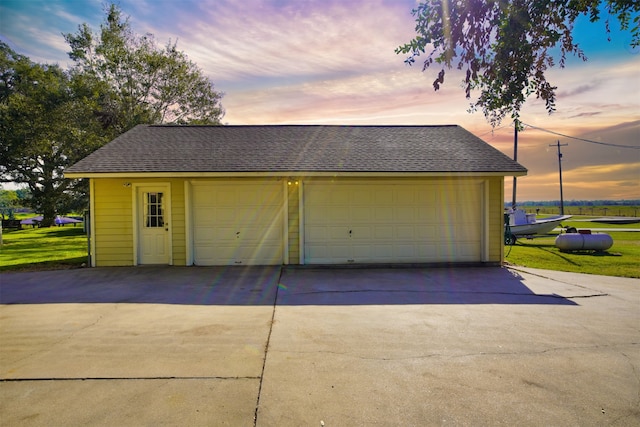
[395,188,412,204]
[193,183,283,265]
[307,226,328,241]
[374,188,394,205]
[416,190,437,204]
[327,208,349,223]
[351,225,372,239]
[330,191,350,205]
[352,207,372,221]
[214,207,238,222]
[443,243,478,261]
[304,244,326,259]
[395,244,418,259]
[307,244,350,261]
[329,227,350,240]
[374,207,394,221]
[253,189,277,205]
[306,210,329,224]
[437,225,481,241]
[352,191,374,205]
[418,225,438,239]
[417,206,436,220]
[417,243,438,258]
[436,227,455,240]
[215,190,237,204]
[352,244,373,259]
[396,225,417,239]
[374,225,394,239]
[396,208,415,222]
[304,182,482,264]
[454,207,479,221]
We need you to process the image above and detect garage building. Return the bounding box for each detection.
[65,125,526,266]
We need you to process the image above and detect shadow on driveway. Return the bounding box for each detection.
[0,266,577,306]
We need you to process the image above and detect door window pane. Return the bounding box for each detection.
[145,192,164,227]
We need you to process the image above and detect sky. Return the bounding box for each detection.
[1,0,639,202]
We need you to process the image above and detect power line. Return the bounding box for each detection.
[476,123,511,138]
[520,121,640,149]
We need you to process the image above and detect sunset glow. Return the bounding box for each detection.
[1,0,638,201]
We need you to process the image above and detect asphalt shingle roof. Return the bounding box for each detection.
[66,124,526,175]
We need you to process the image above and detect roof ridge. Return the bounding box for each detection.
[147,124,461,128]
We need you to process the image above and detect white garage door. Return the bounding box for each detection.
[192,182,284,265]
[304,182,482,264]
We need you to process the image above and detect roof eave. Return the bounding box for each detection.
[65,170,528,179]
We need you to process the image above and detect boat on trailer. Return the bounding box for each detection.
[504,209,572,244]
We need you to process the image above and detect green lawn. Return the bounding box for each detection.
[505,218,640,278]
[1,217,638,278]
[0,226,88,271]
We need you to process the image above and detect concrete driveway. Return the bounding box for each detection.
[1,266,638,426]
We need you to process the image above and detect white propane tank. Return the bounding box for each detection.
[555,233,613,252]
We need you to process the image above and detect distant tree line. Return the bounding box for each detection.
[505,200,639,217]
[0,188,30,219]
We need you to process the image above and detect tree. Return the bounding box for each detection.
[0,43,107,226]
[0,189,19,219]
[64,3,225,134]
[396,0,640,127]
[1,5,225,226]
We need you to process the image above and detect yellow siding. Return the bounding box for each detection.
[92,178,187,267]
[487,176,504,263]
[93,179,134,266]
[91,175,505,267]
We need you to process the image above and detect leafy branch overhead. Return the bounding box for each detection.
[396,0,640,127]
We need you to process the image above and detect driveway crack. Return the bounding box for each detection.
[253,267,282,426]
[288,289,608,299]
[0,376,260,382]
[270,342,639,361]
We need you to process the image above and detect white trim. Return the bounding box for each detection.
[131,186,138,265]
[298,180,305,265]
[283,179,289,265]
[184,180,193,266]
[132,182,172,266]
[66,170,527,179]
[89,179,96,267]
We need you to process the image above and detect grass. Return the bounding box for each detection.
[1,215,638,278]
[505,218,640,278]
[0,226,88,271]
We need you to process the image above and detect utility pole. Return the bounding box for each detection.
[512,120,518,209]
[550,140,568,215]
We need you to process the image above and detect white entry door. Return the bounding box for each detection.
[137,186,170,265]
